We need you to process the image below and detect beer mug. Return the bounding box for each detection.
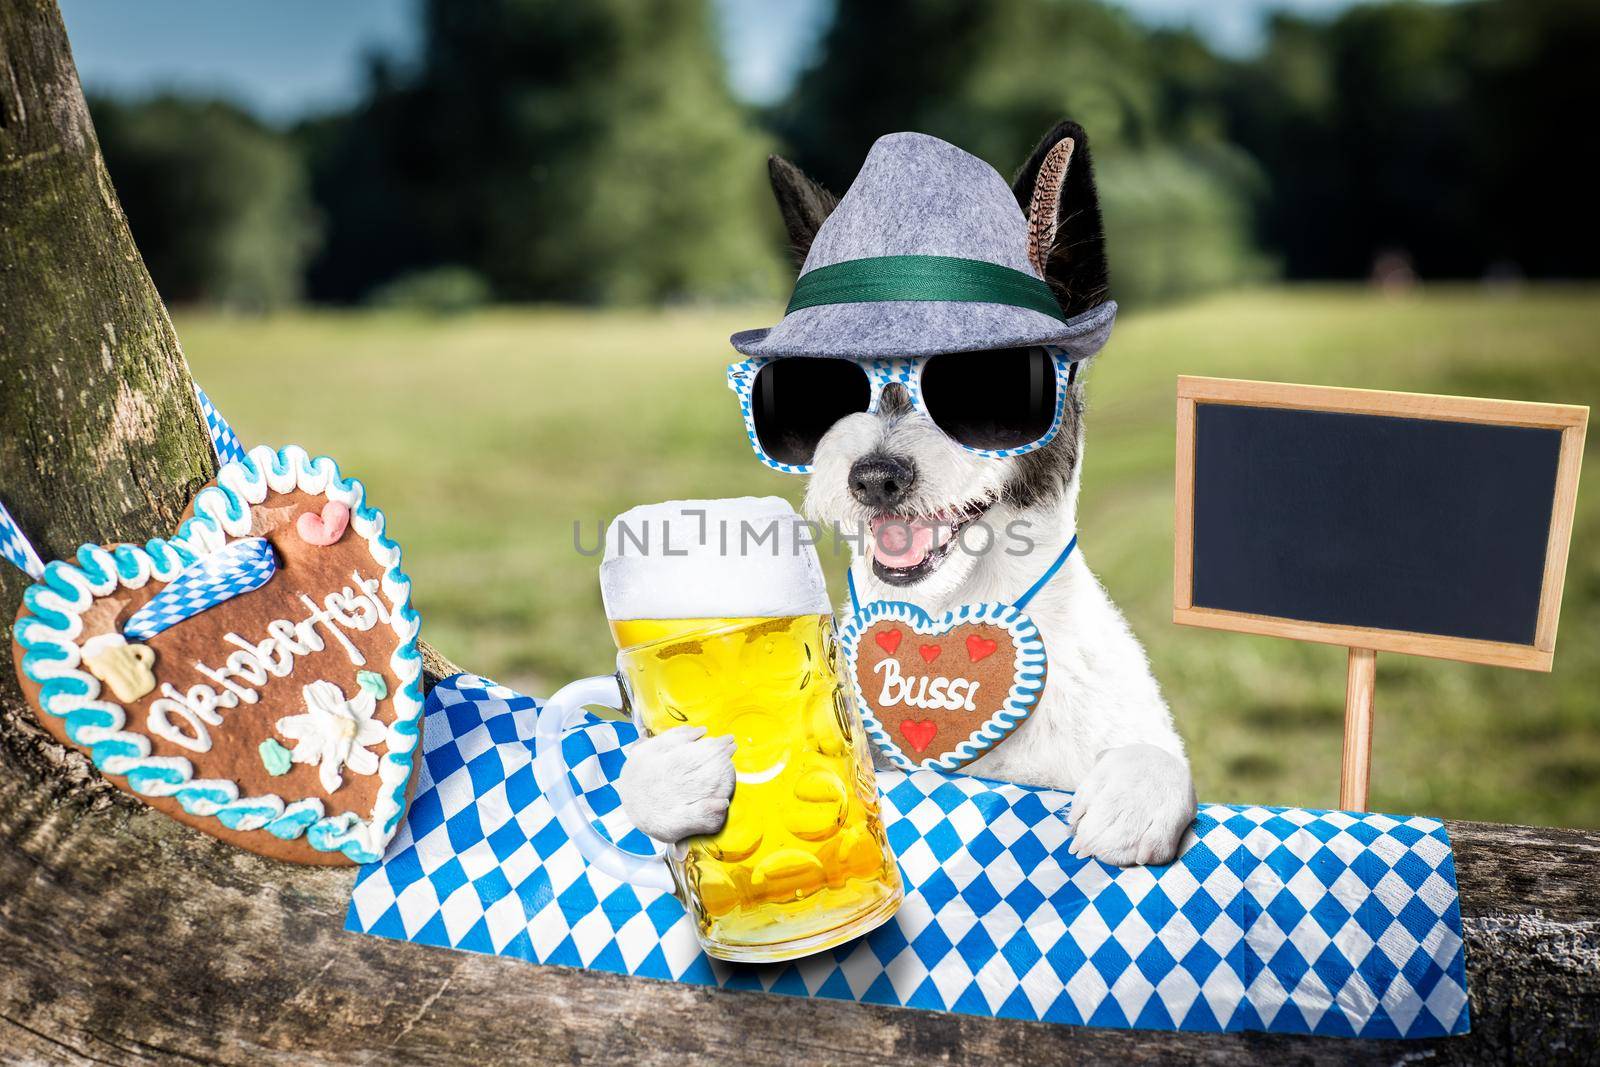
[80,632,158,703]
[535,498,902,962]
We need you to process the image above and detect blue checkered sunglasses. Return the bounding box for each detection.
[727,347,1077,474]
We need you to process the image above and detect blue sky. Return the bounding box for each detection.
[59,0,1377,121]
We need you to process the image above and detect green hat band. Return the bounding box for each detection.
[785,255,1066,323]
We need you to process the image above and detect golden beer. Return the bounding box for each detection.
[612,612,902,959]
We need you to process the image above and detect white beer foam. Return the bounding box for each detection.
[600,497,832,621]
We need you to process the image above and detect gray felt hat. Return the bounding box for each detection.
[731,132,1116,361]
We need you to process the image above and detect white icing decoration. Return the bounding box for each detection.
[275,680,386,795]
[295,592,364,665]
[192,658,260,705]
[147,681,229,752]
[872,656,980,712]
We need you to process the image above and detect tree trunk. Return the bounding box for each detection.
[0,0,220,809]
[0,2,1594,1063]
[0,0,460,802]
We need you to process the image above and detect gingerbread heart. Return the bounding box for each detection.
[839,602,1046,771]
[10,445,423,865]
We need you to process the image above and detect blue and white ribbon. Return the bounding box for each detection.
[123,536,277,641]
[194,383,246,466]
[0,497,46,581]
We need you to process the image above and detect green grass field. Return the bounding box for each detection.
[177,285,1600,827]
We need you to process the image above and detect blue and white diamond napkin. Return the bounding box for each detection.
[346,674,1469,1038]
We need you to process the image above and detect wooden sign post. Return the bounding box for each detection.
[1340,648,1376,811]
[1173,377,1587,811]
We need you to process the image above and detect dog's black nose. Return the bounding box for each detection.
[849,454,917,511]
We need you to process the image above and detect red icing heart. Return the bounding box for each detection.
[900,719,938,753]
[966,634,999,662]
[875,628,903,655]
[297,501,350,547]
[918,644,941,663]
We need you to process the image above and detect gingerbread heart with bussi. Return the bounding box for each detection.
[839,601,1046,771]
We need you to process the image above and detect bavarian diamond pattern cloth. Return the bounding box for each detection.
[347,675,1470,1038]
[194,382,247,465]
[123,536,277,641]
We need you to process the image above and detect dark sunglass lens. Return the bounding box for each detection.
[752,359,872,466]
[920,347,1058,450]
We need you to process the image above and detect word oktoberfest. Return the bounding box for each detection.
[148,570,392,753]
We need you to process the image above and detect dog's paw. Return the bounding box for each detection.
[1066,744,1197,867]
[616,727,736,844]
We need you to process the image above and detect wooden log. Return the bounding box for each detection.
[0,769,1594,1065]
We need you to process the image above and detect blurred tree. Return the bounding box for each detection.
[1217,0,1600,279]
[1219,3,1474,278]
[91,95,318,310]
[770,0,1268,303]
[1098,147,1270,303]
[779,0,1596,288]
[367,265,492,314]
[86,0,1598,304]
[1458,0,1599,278]
[305,0,783,304]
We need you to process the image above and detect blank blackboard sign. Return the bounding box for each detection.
[1194,405,1559,644]
[1175,377,1587,672]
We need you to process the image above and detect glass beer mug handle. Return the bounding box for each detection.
[533,674,676,893]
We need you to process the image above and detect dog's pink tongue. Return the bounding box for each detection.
[871,515,938,568]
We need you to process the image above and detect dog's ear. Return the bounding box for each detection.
[768,155,838,269]
[1012,121,1110,318]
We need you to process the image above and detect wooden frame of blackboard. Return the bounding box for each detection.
[1173,376,1588,672]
